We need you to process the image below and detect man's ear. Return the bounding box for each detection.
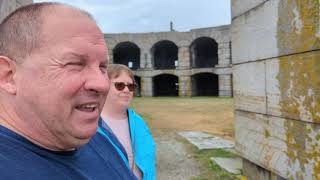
[0,56,17,94]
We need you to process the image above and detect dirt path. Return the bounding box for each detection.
[154,130,200,180]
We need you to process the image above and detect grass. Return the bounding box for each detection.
[175,132,239,180]
[192,148,238,180]
[131,96,234,139]
[130,97,237,179]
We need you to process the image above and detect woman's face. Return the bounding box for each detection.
[106,71,134,109]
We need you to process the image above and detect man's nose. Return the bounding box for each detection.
[84,67,109,94]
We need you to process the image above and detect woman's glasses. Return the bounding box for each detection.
[113,82,136,92]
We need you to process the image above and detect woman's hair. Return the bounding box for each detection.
[107,64,135,84]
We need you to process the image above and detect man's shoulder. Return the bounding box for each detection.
[0,125,26,152]
[0,127,137,180]
[0,127,64,178]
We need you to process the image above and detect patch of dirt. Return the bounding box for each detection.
[154,129,200,180]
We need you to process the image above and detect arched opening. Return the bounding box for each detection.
[191,73,219,96]
[151,40,178,70]
[113,42,140,70]
[190,37,218,68]
[134,76,141,97]
[153,74,179,96]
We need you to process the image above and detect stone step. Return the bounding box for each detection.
[211,157,243,175]
[178,131,234,150]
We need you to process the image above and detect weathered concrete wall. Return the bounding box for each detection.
[232,0,320,179]
[141,77,153,96]
[0,0,33,23]
[231,0,268,19]
[219,74,233,97]
[105,26,232,97]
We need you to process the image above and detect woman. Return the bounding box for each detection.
[98,64,156,180]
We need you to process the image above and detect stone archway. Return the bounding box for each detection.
[113,41,140,70]
[153,74,179,96]
[191,73,219,96]
[151,40,178,70]
[190,37,218,68]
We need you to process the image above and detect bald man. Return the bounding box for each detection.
[0,2,137,180]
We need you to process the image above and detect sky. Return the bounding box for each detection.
[34,0,231,33]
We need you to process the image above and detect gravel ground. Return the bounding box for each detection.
[155,130,200,180]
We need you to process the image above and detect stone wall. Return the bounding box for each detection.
[105,26,232,97]
[232,0,320,179]
[0,0,33,22]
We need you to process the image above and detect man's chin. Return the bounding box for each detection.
[62,136,92,150]
[77,128,97,140]
[66,128,97,148]
[74,120,99,137]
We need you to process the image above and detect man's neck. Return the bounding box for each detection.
[0,116,76,152]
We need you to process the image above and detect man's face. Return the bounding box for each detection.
[14,10,109,150]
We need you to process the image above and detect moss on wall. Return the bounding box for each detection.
[277,0,320,178]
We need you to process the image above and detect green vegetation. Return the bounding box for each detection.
[175,133,239,180]
[192,148,238,180]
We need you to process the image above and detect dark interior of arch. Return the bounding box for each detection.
[113,42,140,70]
[192,73,219,96]
[153,74,178,96]
[134,76,141,97]
[152,40,178,70]
[190,37,218,68]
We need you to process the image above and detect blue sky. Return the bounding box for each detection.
[34,0,231,33]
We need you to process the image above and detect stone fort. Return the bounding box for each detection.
[104,26,232,97]
[1,0,320,179]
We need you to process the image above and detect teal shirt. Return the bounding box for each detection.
[98,108,156,180]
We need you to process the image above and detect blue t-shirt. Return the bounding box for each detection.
[0,125,137,180]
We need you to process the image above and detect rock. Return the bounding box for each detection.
[178,131,234,150]
[211,157,243,174]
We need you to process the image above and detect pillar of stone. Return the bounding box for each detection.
[141,77,153,96]
[217,42,231,67]
[178,76,191,96]
[218,74,232,97]
[139,51,146,69]
[140,50,152,69]
[177,46,190,69]
[108,52,114,64]
[232,0,320,179]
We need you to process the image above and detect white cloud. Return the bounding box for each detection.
[34,0,231,33]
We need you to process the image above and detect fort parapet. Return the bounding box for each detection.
[104,26,232,97]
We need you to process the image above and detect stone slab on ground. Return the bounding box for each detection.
[178,131,234,150]
[224,148,238,155]
[211,157,243,174]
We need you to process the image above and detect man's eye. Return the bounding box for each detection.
[100,64,107,73]
[67,62,84,66]
[64,62,85,71]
